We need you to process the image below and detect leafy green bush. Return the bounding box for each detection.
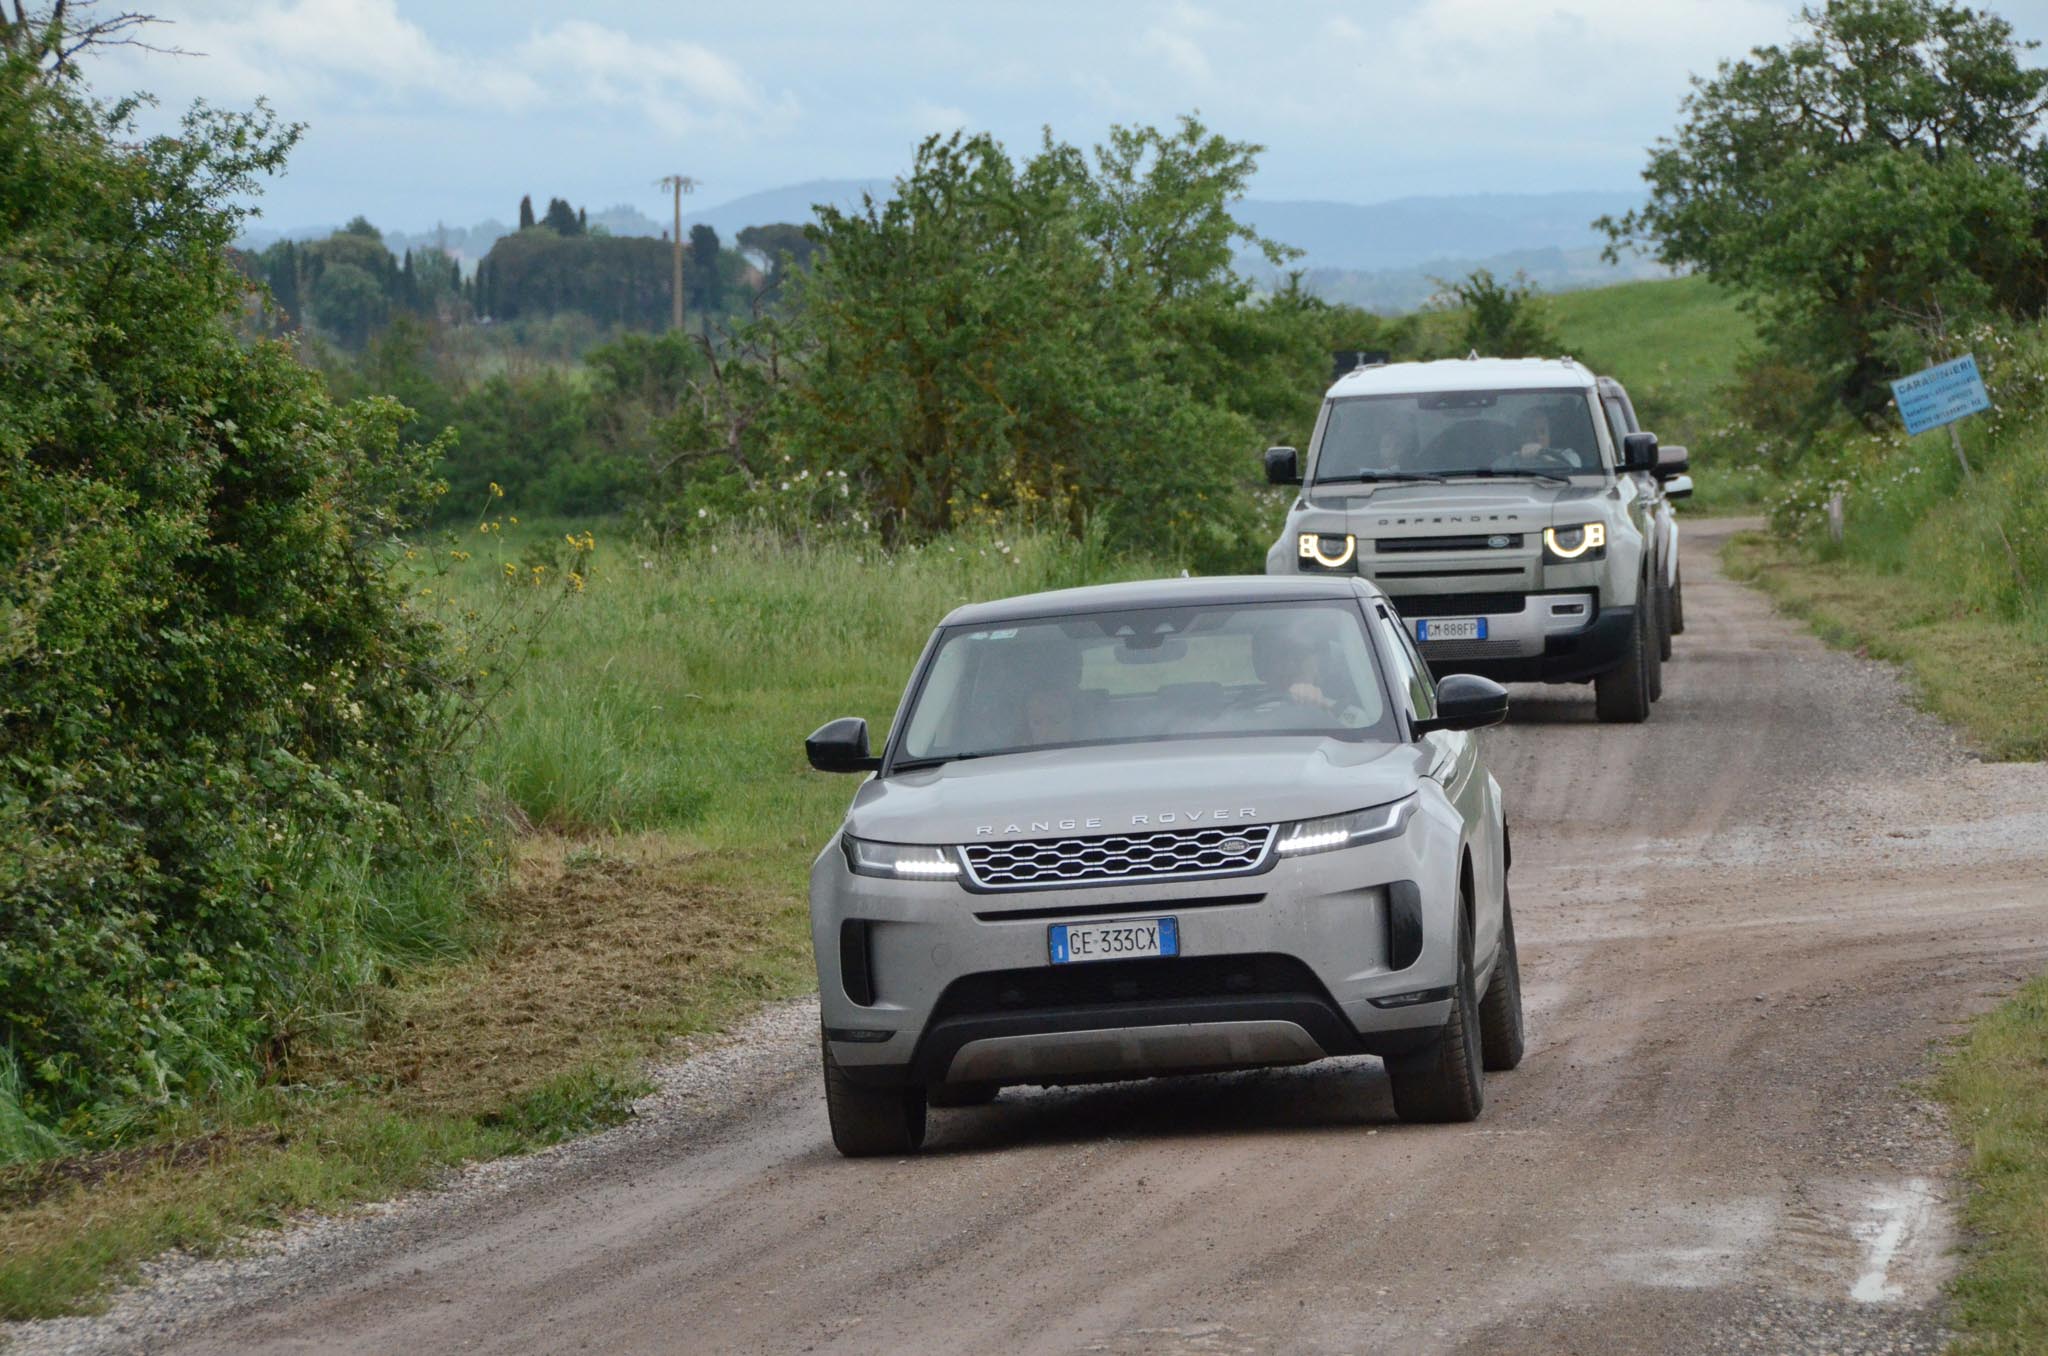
[0,45,480,1150]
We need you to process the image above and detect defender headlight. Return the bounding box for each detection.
[1543,522,1607,562]
[1276,796,1417,857]
[1297,532,1357,570]
[841,836,961,879]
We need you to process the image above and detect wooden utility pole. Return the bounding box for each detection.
[658,175,699,332]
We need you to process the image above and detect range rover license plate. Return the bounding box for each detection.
[1049,917,1179,965]
[1417,617,1486,642]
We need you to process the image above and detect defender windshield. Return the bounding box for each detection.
[1312,388,1604,483]
[895,600,1395,766]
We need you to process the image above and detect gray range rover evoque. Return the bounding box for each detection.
[803,575,1525,1157]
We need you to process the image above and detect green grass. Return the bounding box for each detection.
[1724,532,2048,761]
[1552,275,1770,514]
[0,523,1140,1319]
[1937,973,2048,1354]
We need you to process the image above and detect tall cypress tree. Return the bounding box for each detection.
[518,194,535,231]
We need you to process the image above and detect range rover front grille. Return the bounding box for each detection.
[962,824,1277,891]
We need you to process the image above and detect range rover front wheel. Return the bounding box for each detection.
[822,1033,927,1156]
[1387,902,1485,1124]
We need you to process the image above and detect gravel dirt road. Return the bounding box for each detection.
[14,519,2048,1356]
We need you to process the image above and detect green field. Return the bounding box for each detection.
[1551,276,1769,512]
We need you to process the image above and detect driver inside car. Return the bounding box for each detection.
[1252,628,1334,713]
[1512,407,1585,469]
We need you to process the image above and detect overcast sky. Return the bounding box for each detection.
[82,0,2048,233]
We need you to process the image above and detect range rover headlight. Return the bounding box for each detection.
[1543,522,1607,562]
[1275,795,1417,857]
[841,836,961,879]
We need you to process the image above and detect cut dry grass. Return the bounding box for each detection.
[1723,532,2048,761]
[1937,973,2048,1355]
[0,832,811,1320]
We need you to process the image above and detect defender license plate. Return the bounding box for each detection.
[1417,617,1486,642]
[1049,917,1179,965]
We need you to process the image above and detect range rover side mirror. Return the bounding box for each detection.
[1663,473,1694,501]
[1621,431,1659,474]
[806,717,881,774]
[1656,443,1691,478]
[1265,446,1301,486]
[1412,674,1509,736]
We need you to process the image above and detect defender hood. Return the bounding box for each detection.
[846,739,1422,845]
[1294,478,1608,536]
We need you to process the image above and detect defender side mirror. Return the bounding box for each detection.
[1265,446,1301,486]
[1664,473,1694,501]
[1412,674,1509,736]
[1620,431,1659,474]
[1656,444,1691,478]
[806,717,881,774]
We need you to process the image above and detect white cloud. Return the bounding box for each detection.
[517,20,796,137]
[96,0,791,132]
[907,99,972,134]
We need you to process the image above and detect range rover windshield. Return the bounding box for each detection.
[895,601,1396,767]
[1312,388,1603,484]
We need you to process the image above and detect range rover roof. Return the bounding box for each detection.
[941,575,1382,627]
[1329,355,1597,398]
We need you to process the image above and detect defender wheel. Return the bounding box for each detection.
[1646,583,1667,702]
[821,1033,926,1157]
[1593,601,1652,724]
[927,1081,999,1108]
[1387,903,1485,1124]
[1656,579,1674,664]
[1671,568,1686,635]
[1478,889,1526,1072]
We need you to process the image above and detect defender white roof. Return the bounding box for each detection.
[1328,356,1596,398]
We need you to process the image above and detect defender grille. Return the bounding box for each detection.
[962,824,1276,891]
[1376,534,1524,553]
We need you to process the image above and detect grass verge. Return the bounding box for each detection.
[1937,973,2048,1354]
[1723,532,2048,760]
[0,524,1135,1321]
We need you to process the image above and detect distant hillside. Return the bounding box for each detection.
[236,183,1661,305]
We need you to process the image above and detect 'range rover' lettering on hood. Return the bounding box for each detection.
[973,808,1259,837]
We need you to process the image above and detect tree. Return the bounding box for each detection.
[340,214,381,240]
[789,119,1303,567]
[1601,0,2048,414]
[1,32,466,1137]
[685,222,722,312]
[1433,269,1560,358]
[518,193,536,230]
[543,196,581,235]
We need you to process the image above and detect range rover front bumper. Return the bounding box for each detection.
[810,828,1462,1089]
[1390,592,1636,684]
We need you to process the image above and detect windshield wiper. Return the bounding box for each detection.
[889,752,985,773]
[1313,471,1448,486]
[1458,468,1572,485]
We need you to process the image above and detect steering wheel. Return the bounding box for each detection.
[1496,447,1578,472]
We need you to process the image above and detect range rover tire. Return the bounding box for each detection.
[822,1033,927,1156]
[927,1081,999,1108]
[1594,601,1652,724]
[1387,901,1485,1124]
[1671,566,1687,635]
[1478,889,1526,1072]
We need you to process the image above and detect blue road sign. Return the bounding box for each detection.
[1891,354,1991,436]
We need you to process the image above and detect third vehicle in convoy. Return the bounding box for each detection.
[1264,356,1687,723]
